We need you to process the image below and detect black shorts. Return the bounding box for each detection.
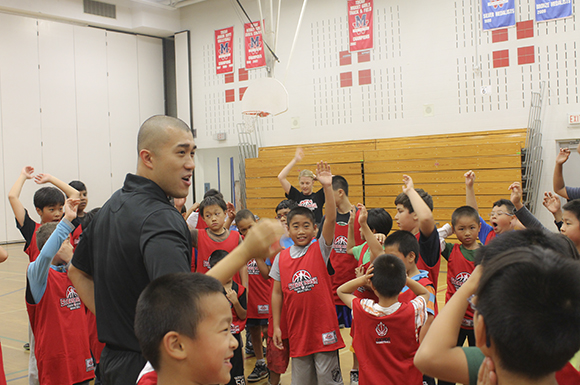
[245,318,268,327]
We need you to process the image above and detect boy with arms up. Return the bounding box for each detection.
[337,255,429,385]
[394,175,441,288]
[465,170,517,244]
[134,218,285,385]
[553,145,580,201]
[271,161,345,385]
[26,197,95,385]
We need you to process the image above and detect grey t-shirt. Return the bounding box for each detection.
[566,186,580,200]
[269,235,332,281]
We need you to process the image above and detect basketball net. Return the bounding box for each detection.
[242,111,270,133]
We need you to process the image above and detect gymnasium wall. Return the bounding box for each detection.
[0,13,165,243]
[181,0,580,227]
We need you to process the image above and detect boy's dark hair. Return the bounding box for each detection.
[286,206,315,226]
[476,247,580,379]
[451,205,480,227]
[331,175,349,196]
[235,209,255,224]
[68,180,86,192]
[475,228,580,265]
[383,230,420,264]
[135,272,224,370]
[563,199,580,221]
[203,188,224,200]
[492,198,515,213]
[367,208,393,235]
[36,222,58,251]
[370,254,407,297]
[275,199,298,213]
[33,187,65,210]
[209,249,229,269]
[394,189,434,213]
[199,196,227,217]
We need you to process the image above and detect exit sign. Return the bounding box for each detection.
[569,114,580,125]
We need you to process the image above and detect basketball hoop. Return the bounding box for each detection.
[242,110,270,133]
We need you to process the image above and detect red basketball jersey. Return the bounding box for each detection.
[279,244,345,357]
[25,222,42,262]
[194,229,239,274]
[247,259,272,319]
[415,232,441,289]
[230,284,247,334]
[352,298,423,385]
[445,243,475,329]
[26,270,94,385]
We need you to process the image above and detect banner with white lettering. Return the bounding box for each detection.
[535,0,572,22]
[215,27,234,74]
[482,0,516,30]
[244,21,266,69]
[348,0,373,52]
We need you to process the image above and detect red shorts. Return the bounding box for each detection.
[266,337,289,374]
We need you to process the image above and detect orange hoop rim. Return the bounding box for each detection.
[242,110,270,118]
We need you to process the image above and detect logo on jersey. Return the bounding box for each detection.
[60,286,81,310]
[375,322,391,344]
[231,324,241,334]
[288,270,319,293]
[203,260,211,270]
[450,272,471,291]
[299,199,318,211]
[462,318,474,328]
[247,259,260,275]
[258,304,269,314]
[85,358,95,372]
[322,331,338,345]
[332,235,348,254]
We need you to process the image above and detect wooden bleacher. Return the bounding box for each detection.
[245,129,526,231]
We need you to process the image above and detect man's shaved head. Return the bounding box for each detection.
[137,115,192,153]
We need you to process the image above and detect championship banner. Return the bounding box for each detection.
[244,20,266,69]
[348,0,373,52]
[482,0,516,30]
[215,27,234,74]
[536,0,572,22]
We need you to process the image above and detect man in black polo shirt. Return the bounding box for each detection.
[68,115,196,385]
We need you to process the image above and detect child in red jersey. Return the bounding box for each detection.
[338,254,429,385]
[190,195,247,287]
[271,161,345,385]
[26,198,95,385]
[210,250,247,385]
[134,219,284,385]
[393,175,441,289]
[464,170,516,245]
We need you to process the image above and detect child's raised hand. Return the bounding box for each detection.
[556,147,571,165]
[348,205,356,226]
[477,357,497,385]
[225,288,239,305]
[354,265,365,278]
[402,174,414,194]
[242,219,285,260]
[294,147,305,162]
[316,161,332,187]
[226,202,236,220]
[374,233,386,244]
[22,166,34,179]
[363,264,374,283]
[542,191,561,214]
[357,203,368,225]
[508,182,523,207]
[464,170,475,187]
[64,198,80,222]
[34,173,52,185]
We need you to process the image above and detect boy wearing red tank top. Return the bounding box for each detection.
[271,161,346,385]
[337,254,429,385]
[190,195,247,288]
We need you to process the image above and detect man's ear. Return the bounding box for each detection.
[139,149,154,170]
[162,331,187,361]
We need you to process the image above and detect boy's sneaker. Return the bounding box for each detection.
[245,345,255,357]
[247,362,269,382]
[23,343,30,351]
[350,370,359,385]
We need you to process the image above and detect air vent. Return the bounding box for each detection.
[83,0,116,19]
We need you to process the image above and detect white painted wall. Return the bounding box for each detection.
[0,13,164,243]
[180,0,580,228]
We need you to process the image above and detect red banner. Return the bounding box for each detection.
[348,0,373,52]
[244,20,266,69]
[215,27,234,74]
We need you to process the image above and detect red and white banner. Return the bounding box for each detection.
[348,0,373,52]
[244,20,266,69]
[215,27,234,74]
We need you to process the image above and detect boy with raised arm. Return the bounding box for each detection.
[394,175,441,288]
[553,145,580,200]
[337,255,429,385]
[465,170,516,244]
[271,161,345,385]
[278,147,325,225]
